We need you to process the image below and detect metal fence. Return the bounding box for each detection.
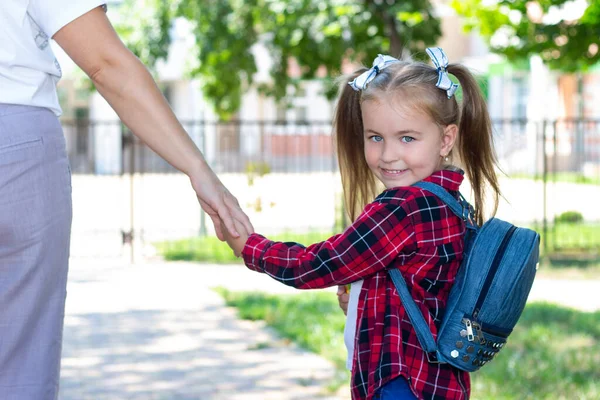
[61,119,337,175]
[60,118,600,261]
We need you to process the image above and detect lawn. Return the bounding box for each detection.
[157,231,335,263]
[508,172,600,185]
[158,223,600,265]
[216,289,600,400]
[537,223,600,253]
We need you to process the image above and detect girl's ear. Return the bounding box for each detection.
[440,124,458,157]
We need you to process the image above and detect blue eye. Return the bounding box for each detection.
[401,136,415,143]
[369,135,383,142]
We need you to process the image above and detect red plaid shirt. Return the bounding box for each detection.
[242,170,470,400]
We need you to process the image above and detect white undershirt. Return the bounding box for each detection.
[344,279,364,370]
[0,0,106,116]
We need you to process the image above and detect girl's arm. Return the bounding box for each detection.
[241,202,417,289]
[52,6,253,240]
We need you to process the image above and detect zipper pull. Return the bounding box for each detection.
[472,321,483,342]
[464,319,475,342]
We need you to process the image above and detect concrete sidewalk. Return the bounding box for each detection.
[60,259,599,400]
[60,259,345,400]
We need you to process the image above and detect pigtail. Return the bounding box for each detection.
[447,64,500,225]
[333,70,378,221]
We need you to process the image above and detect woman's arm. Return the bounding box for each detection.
[53,6,252,240]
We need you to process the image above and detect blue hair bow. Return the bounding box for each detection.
[348,54,400,91]
[426,47,459,98]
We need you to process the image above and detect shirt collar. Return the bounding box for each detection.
[421,168,464,192]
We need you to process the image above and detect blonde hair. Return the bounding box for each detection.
[333,59,500,225]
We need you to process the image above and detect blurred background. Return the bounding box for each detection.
[54,1,599,399]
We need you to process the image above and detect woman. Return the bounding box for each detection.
[0,2,252,398]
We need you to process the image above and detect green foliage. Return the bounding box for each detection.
[245,161,271,186]
[113,0,174,70]
[451,0,600,72]
[116,0,442,119]
[157,230,335,263]
[554,210,584,224]
[217,289,600,399]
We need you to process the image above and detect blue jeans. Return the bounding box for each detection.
[374,376,417,399]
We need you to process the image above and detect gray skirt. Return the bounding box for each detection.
[0,104,72,399]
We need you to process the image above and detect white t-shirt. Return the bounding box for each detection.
[344,279,364,370]
[0,0,106,116]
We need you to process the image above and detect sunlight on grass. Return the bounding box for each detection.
[214,287,351,391]
[215,289,600,399]
[157,231,335,263]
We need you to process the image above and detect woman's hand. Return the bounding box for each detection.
[189,165,254,241]
[337,285,350,316]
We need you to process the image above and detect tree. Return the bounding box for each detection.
[451,0,600,72]
[115,0,442,119]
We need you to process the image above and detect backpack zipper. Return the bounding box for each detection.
[471,225,517,319]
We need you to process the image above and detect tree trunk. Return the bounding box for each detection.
[365,0,404,57]
[387,15,403,58]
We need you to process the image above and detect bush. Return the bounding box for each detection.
[554,210,584,224]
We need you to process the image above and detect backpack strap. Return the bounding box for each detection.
[413,181,475,227]
[388,268,441,363]
[387,181,477,363]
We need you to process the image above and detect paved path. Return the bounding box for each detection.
[60,259,599,400]
[60,259,344,400]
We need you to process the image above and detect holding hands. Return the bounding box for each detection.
[189,165,253,241]
[221,214,251,257]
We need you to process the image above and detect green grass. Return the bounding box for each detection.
[535,223,600,253]
[156,231,335,263]
[157,223,600,267]
[508,172,600,185]
[216,289,600,399]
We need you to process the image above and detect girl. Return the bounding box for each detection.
[223,47,500,400]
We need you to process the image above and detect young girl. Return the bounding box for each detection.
[223,47,501,400]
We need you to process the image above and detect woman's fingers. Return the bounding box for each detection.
[225,193,254,234]
[337,285,349,316]
[208,212,225,241]
[216,202,240,239]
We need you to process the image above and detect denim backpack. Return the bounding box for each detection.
[388,181,540,372]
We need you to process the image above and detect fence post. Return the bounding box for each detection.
[552,120,558,251]
[542,119,548,255]
[199,118,207,237]
[121,123,135,264]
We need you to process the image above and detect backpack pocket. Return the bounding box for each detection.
[437,315,511,371]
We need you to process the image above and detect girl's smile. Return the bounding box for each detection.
[380,168,408,178]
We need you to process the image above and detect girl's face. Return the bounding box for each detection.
[361,99,457,189]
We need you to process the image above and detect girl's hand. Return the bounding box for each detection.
[189,166,254,241]
[337,285,350,316]
[220,217,250,257]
